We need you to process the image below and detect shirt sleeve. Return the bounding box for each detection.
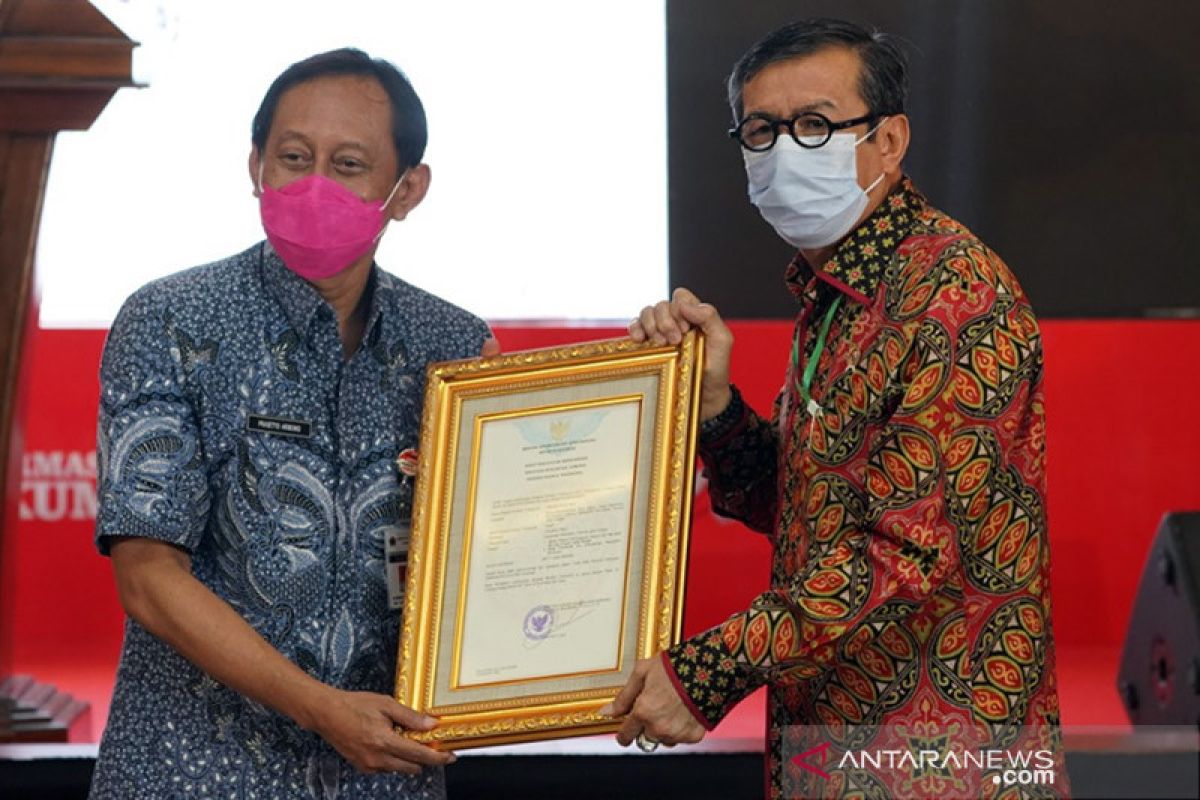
[665,287,1042,729]
[696,385,782,535]
[94,288,211,556]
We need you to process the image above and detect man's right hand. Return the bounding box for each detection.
[308,688,455,776]
[629,287,733,421]
[110,536,455,778]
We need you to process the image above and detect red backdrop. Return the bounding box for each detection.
[7,319,1200,738]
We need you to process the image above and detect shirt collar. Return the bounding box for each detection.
[365,268,399,343]
[259,241,398,341]
[260,242,323,336]
[785,176,926,305]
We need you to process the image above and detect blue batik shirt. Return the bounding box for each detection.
[90,242,490,799]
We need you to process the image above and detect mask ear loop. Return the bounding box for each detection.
[374,168,411,243]
[256,160,266,196]
[855,117,890,194]
[853,116,888,146]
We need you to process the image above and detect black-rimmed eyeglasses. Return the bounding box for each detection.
[729,111,877,151]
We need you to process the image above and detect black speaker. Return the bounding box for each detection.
[1118,512,1200,725]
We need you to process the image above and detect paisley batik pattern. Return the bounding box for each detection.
[90,243,490,799]
[668,179,1068,799]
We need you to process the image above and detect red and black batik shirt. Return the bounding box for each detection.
[664,179,1068,799]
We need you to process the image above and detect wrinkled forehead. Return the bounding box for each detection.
[268,74,394,147]
[740,46,866,119]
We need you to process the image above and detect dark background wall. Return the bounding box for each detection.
[668,0,1200,318]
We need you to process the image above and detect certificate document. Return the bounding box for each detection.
[455,399,641,687]
[396,332,703,749]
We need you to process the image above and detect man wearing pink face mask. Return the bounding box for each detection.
[90,49,494,799]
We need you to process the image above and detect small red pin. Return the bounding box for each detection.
[396,448,419,478]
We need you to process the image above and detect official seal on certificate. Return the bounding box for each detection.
[523,605,556,642]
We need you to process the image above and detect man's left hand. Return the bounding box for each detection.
[600,655,705,748]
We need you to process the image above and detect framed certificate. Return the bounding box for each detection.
[394,331,704,749]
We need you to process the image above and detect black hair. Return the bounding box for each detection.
[251,48,427,171]
[727,18,908,122]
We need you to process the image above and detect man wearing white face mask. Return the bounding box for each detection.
[607,18,1068,799]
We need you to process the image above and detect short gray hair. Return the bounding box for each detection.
[727,18,909,122]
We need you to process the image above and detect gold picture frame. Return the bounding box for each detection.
[394,331,704,749]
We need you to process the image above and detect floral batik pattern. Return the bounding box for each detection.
[90,243,490,800]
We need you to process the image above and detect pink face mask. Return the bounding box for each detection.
[258,166,406,281]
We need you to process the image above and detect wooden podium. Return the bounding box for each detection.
[0,0,136,743]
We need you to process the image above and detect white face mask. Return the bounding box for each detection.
[743,121,886,250]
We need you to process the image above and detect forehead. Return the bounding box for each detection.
[269,74,393,147]
[741,46,865,117]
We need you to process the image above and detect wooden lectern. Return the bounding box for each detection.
[0,0,136,742]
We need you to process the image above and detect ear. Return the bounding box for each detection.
[248,147,263,197]
[385,163,431,221]
[876,114,910,176]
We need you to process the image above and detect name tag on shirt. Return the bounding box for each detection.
[247,414,312,438]
[385,527,410,610]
